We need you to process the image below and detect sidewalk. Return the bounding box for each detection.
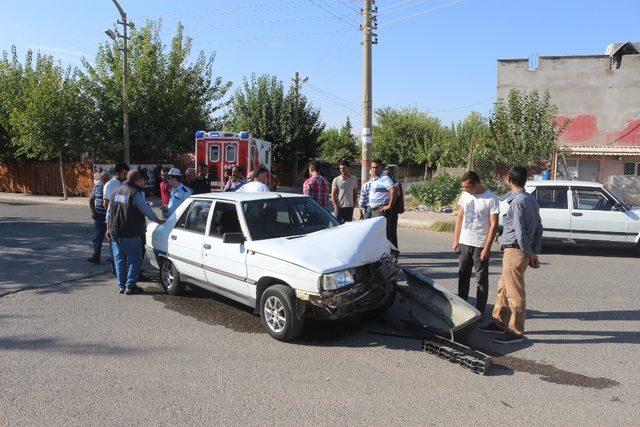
[397,210,456,229]
[0,192,90,206]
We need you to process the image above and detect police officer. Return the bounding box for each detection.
[166,168,192,218]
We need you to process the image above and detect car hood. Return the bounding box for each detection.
[244,217,392,274]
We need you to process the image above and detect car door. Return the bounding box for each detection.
[530,186,571,240]
[201,201,251,304]
[167,199,212,282]
[570,187,629,242]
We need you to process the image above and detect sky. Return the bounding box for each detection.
[2,0,639,133]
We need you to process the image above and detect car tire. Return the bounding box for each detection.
[160,258,185,296]
[259,284,304,342]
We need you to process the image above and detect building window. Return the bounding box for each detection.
[624,162,640,175]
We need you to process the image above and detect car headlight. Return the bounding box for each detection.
[322,269,355,291]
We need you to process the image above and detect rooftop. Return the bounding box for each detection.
[526,180,603,188]
[189,191,307,202]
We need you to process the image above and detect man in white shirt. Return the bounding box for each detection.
[102,162,130,211]
[237,166,270,192]
[453,171,500,315]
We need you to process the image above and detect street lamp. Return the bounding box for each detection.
[105,0,133,164]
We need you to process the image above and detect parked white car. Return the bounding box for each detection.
[499,180,640,252]
[145,192,397,341]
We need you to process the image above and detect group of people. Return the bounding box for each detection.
[453,166,542,344]
[89,159,541,345]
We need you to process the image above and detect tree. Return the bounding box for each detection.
[7,52,92,199]
[482,89,569,175]
[442,111,491,169]
[373,107,448,178]
[80,21,231,162]
[318,117,358,162]
[226,73,324,170]
[0,47,27,162]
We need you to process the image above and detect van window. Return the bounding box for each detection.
[209,145,220,162]
[225,145,237,162]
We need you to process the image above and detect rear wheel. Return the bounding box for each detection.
[259,285,304,341]
[160,258,185,295]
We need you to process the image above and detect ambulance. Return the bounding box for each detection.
[194,130,274,191]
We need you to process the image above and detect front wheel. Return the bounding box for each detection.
[260,285,304,341]
[160,258,185,295]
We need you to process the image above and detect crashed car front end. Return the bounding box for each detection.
[296,257,400,320]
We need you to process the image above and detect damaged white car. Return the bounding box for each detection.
[146,192,398,341]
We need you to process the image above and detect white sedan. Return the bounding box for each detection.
[499,180,640,253]
[145,192,397,341]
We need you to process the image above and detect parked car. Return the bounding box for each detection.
[499,180,640,253]
[145,192,398,341]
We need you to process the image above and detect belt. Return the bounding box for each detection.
[501,243,520,250]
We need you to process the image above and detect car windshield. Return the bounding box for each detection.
[242,196,340,240]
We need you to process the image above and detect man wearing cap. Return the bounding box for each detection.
[107,170,165,294]
[166,168,192,218]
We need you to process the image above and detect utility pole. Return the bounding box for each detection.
[291,71,308,186]
[106,0,133,165]
[360,0,378,184]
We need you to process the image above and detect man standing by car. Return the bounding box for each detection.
[331,160,358,222]
[479,166,543,344]
[166,168,192,218]
[367,160,399,256]
[237,166,270,192]
[224,165,248,191]
[102,162,129,274]
[106,170,165,294]
[453,171,500,316]
[303,161,330,209]
[193,164,211,194]
[87,171,110,264]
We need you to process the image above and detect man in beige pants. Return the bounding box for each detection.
[478,166,543,344]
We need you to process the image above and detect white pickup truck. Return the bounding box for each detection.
[499,180,640,253]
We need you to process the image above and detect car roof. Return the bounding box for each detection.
[525,180,603,188]
[188,192,308,202]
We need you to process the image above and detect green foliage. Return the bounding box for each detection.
[318,117,358,162]
[481,89,569,174]
[428,221,456,233]
[80,21,231,161]
[409,173,461,209]
[1,48,92,161]
[226,73,324,166]
[373,107,448,173]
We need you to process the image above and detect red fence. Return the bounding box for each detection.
[0,162,94,196]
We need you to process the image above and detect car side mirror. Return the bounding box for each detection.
[222,232,245,244]
[613,202,625,212]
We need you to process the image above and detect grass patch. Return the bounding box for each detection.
[428,221,456,233]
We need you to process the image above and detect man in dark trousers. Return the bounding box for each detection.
[87,171,110,263]
[453,171,500,316]
[106,170,165,295]
[479,166,543,344]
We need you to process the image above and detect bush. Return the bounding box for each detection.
[428,221,456,233]
[409,173,461,209]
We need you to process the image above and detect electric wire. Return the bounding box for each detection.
[309,0,361,29]
[306,83,360,108]
[380,0,464,27]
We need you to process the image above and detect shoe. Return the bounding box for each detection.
[118,288,125,294]
[87,256,100,264]
[125,285,145,295]
[494,331,525,344]
[478,321,507,334]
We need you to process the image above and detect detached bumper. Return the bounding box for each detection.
[302,260,399,320]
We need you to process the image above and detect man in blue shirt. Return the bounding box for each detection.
[165,168,192,218]
[361,160,399,256]
[479,166,543,344]
[106,170,165,294]
[88,171,110,264]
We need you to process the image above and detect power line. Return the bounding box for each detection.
[306,82,360,107]
[380,0,435,12]
[190,28,356,46]
[309,0,360,29]
[380,0,464,27]
[337,0,362,15]
[306,85,362,115]
[428,96,495,113]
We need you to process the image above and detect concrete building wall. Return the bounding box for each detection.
[497,54,640,146]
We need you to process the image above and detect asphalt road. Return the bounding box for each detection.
[1,200,639,425]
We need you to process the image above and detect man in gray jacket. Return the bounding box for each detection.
[479,166,543,344]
